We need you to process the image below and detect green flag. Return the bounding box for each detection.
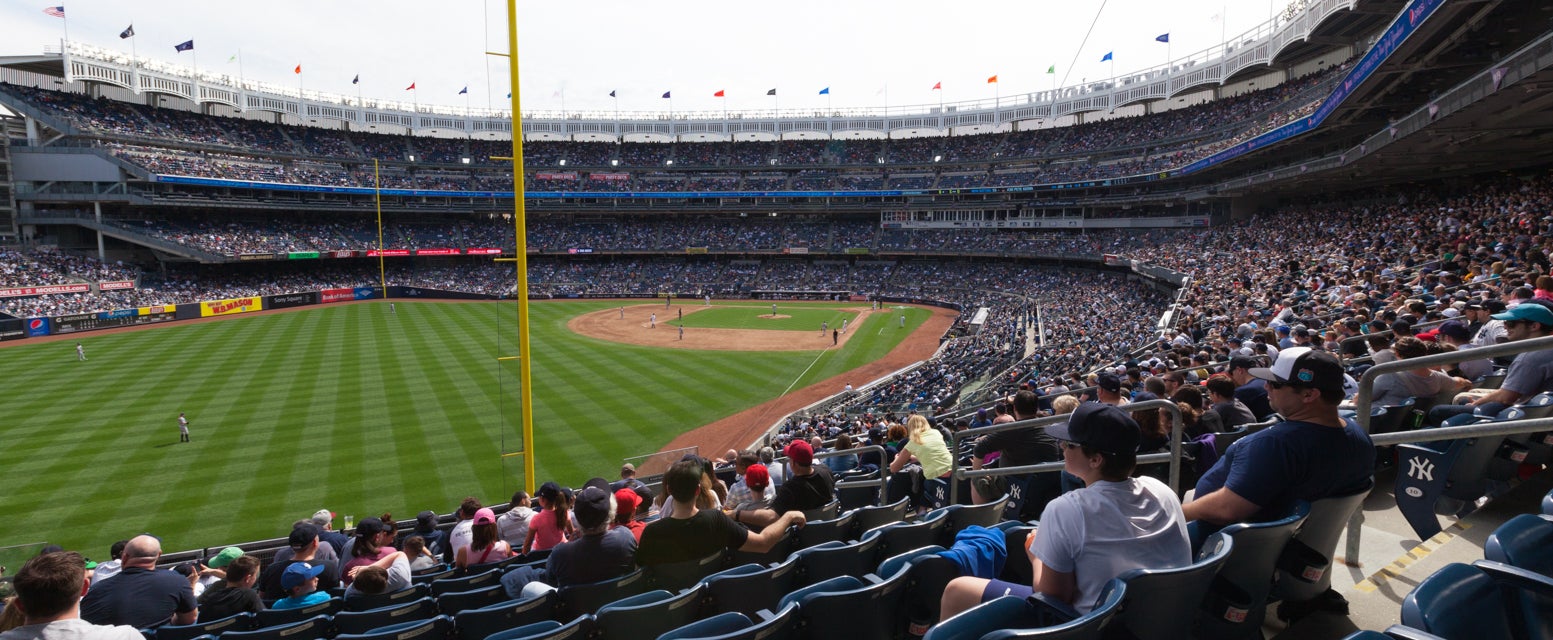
[228,54,237,63]
[1046,65,1055,74]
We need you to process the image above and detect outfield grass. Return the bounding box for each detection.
[0,300,933,554]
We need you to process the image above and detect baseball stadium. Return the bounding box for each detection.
[2,0,1553,638]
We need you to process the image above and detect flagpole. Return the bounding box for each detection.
[236,49,245,93]
[129,26,140,93]
[192,48,200,105]
[61,11,70,48]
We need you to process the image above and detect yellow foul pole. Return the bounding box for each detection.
[506,0,535,495]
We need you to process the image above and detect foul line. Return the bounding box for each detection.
[780,346,834,398]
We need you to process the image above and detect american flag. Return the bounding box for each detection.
[43,6,65,18]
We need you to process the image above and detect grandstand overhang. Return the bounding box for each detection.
[0,54,65,78]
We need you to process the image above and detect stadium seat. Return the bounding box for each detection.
[724,527,793,567]
[937,494,1010,547]
[485,615,596,640]
[593,585,705,640]
[645,550,728,592]
[453,589,557,640]
[1394,413,1505,541]
[333,598,439,636]
[928,583,1126,640]
[1401,560,1553,639]
[345,583,433,612]
[220,615,333,640]
[991,524,1037,588]
[151,612,255,640]
[1274,481,1372,615]
[1199,502,1310,640]
[801,500,841,522]
[432,568,504,597]
[836,473,881,511]
[701,558,800,618]
[1107,531,1234,640]
[663,604,799,640]
[847,498,910,540]
[1372,398,1418,435]
[658,613,753,640]
[412,567,457,584]
[1485,513,1553,578]
[780,566,913,640]
[251,598,341,628]
[1543,488,1553,516]
[437,584,513,615]
[791,511,856,551]
[1338,629,1451,640]
[861,515,948,561]
[465,555,528,577]
[483,621,562,640]
[555,569,649,619]
[791,537,881,586]
[877,545,959,627]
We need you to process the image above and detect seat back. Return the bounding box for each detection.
[792,511,856,551]
[453,590,558,640]
[1276,482,1371,602]
[1373,398,1417,434]
[940,494,1010,545]
[1395,417,1495,540]
[486,615,593,640]
[411,567,456,584]
[436,584,512,615]
[1543,488,1553,516]
[801,500,841,522]
[252,597,341,628]
[786,568,914,640]
[1485,514,1553,579]
[849,498,910,541]
[702,559,800,618]
[333,615,454,640]
[1200,503,1310,638]
[333,597,438,636]
[836,472,881,511]
[154,612,255,640]
[556,569,649,619]
[658,613,753,640]
[724,527,793,568]
[646,550,728,592]
[221,615,333,640]
[980,582,1127,640]
[693,603,799,640]
[1401,563,1517,639]
[345,583,433,612]
[863,518,947,562]
[431,568,503,597]
[1112,532,1233,640]
[793,537,881,586]
[594,584,705,640]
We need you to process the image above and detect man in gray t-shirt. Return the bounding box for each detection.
[1430,302,1553,423]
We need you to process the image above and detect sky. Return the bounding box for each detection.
[2,0,1285,117]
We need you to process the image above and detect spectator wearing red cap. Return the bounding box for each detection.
[611,488,646,541]
[456,508,512,570]
[725,463,774,513]
[740,441,834,527]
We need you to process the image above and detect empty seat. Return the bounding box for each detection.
[220,615,333,640]
[791,511,856,551]
[701,559,800,618]
[485,615,593,640]
[437,584,512,615]
[556,569,649,619]
[937,494,1010,546]
[792,537,880,586]
[801,500,841,522]
[1401,560,1553,639]
[929,583,1126,640]
[333,597,437,636]
[1108,532,1234,640]
[153,612,255,640]
[593,585,705,640]
[658,613,752,640]
[411,567,457,584]
[848,498,910,540]
[861,515,948,561]
[660,604,799,640]
[645,550,728,592]
[431,568,503,597]
[1485,513,1553,578]
[345,583,432,612]
[1274,481,1372,611]
[334,614,451,640]
[453,589,557,640]
[1200,503,1309,640]
[780,567,913,640]
[1395,415,1508,540]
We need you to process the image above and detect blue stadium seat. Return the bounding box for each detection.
[593,585,705,640]
[251,597,341,628]
[412,567,457,584]
[333,614,452,640]
[1485,513,1553,578]
[847,498,910,540]
[484,615,594,640]
[780,563,913,640]
[1274,480,1372,612]
[937,494,1009,547]
[437,584,512,615]
[792,511,856,551]
[724,527,793,568]
[878,545,960,628]
[861,513,949,561]
[645,550,728,592]
[1200,502,1309,640]
[1543,488,1553,516]
[662,604,799,640]
[929,583,1126,640]
[1393,413,1505,541]
[464,555,528,577]
[801,500,841,522]
[1108,531,1233,640]
[1335,625,1450,639]
[555,569,649,619]
[483,621,562,640]
[452,589,557,640]
[701,558,800,618]
[1401,560,1553,639]
[658,613,753,640]
[993,525,1037,587]
[345,583,433,612]
[836,472,881,512]
[1372,398,1418,434]
[333,597,437,636]
[152,612,255,640]
[432,568,504,597]
[220,615,333,640]
[791,537,880,586]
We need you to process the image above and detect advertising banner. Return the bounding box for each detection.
[0,284,91,298]
[535,172,578,180]
[138,305,175,315]
[321,288,355,303]
[0,327,24,341]
[266,292,319,310]
[367,249,411,257]
[591,172,630,181]
[328,251,356,259]
[415,248,460,256]
[238,253,280,261]
[353,287,379,300]
[288,252,321,260]
[200,297,264,317]
[26,317,50,337]
[567,248,594,254]
[99,280,135,291]
[685,247,708,254]
[466,248,503,255]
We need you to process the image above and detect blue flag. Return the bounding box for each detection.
[351,74,359,85]
[458,86,468,95]
[1155,33,1169,43]
[609,90,616,98]
[662,91,671,99]
[1100,51,1112,62]
[175,40,194,53]
[818,87,830,95]
[506,93,511,99]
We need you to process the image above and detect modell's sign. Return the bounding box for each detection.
[99,280,135,291]
[0,284,91,298]
[466,248,503,255]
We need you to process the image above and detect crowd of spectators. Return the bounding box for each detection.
[0,247,138,288]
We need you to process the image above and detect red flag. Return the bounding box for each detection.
[294,64,302,75]
[931,82,941,90]
[986,75,998,84]
[405,82,416,91]
[714,89,725,97]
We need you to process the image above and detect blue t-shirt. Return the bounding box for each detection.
[271,590,332,610]
[1194,418,1373,521]
[1233,379,1273,420]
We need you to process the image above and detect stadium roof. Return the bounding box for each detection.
[0,53,64,77]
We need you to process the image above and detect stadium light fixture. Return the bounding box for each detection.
[558,159,566,166]
[407,155,416,162]
[665,160,674,166]
[934,155,943,162]
[611,159,619,166]
[462,157,472,164]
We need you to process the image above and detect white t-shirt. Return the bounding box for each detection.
[1029,476,1191,613]
[448,520,474,561]
[0,619,143,640]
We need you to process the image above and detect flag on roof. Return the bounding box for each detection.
[120,25,135,39]
[766,88,776,96]
[714,89,725,97]
[818,87,829,95]
[227,54,237,63]
[43,6,64,18]
[1046,65,1055,74]
[1156,33,1169,43]
[352,74,359,85]
[662,91,671,98]
[459,86,468,95]
[932,81,941,90]
[405,82,416,91]
[294,64,301,74]
[986,75,998,84]
[609,90,616,98]
[1100,51,1112,62]
[175,40,194,53]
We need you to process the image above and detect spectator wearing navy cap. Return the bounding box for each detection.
[543,487,636,587]
[257,523,340,600]
[1226,354,1274,420]
[1433,319,1492,379]
[1430,300,1553,423]
[740,441,833,527]
[939,403,1190,620]
[1095,373,1128,406]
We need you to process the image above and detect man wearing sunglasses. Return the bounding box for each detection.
[1184,347,1373,527]
[1429,300,1553,424]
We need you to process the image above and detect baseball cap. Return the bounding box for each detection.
[354,517,391,536]
[537,481,562,501]
[288,523,321,549]
[572,487,612,529]
[620,463,636,475]
[1228,354,1259,372]
[207,547,244,569]
[1493,302,1553,326]
[472,508,496,526]
[784,440,814,467]
[1096,372,1122,393]
[1045,403,1141,456]
[744,463,771,489]
[1249,347,1345,395]
[415,511,439,533]
[310,509,334,527]
[1484,299,1507,314]
[1437,320,1471,341]
[613,488,642,517]
[583,477,612,493]
[281,562,326,590]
